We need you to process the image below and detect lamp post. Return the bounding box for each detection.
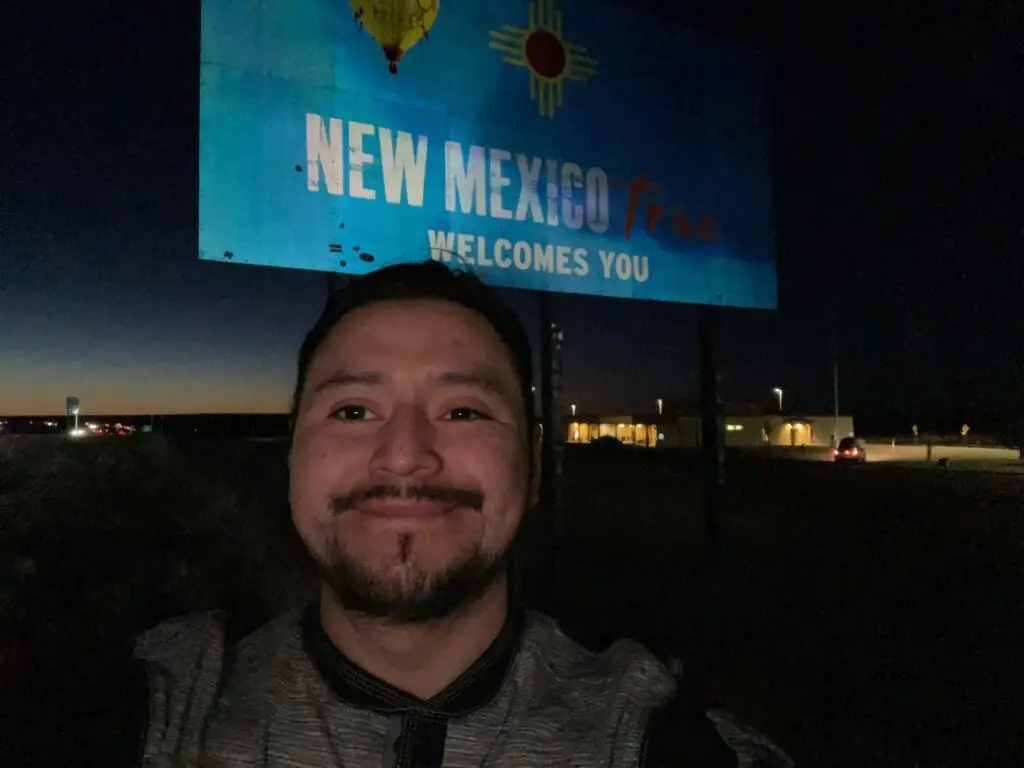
[570,403,576,417]
[772,387,784,413]
[656,398,663,415]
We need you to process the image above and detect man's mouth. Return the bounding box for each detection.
[355,499,454,520]
[331,485,485,517]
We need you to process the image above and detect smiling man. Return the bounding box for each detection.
[126,261,792,767]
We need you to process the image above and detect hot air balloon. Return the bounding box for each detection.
[350,0,440,74]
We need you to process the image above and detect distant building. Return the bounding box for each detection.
[671,414,856,447]
[566,414,662,447]
[566,407,855,448]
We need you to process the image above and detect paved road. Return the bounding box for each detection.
[759,443,1021,467]
[863,443,1020,464]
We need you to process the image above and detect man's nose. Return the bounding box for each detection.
[369,405,442,477]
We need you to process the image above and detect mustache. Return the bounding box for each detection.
[330,484,485,514]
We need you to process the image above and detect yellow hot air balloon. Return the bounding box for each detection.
[350,0,440,74]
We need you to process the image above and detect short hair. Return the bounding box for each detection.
[290,260,535,432]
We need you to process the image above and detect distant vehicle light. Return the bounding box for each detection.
[69,428,87,438]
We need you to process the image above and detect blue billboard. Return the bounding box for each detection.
[199,0,775,308]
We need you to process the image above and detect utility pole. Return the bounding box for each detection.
[698,306,724,565]
[829,227,843,448]
[1017,362,1024,461]
[832,332,840,446]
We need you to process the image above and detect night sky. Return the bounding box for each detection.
[5,2,1020,430]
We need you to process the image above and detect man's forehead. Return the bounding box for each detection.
[310,368,511,398]
[335,298,492,336]
[309,299,519,384]
[325,301,508,357]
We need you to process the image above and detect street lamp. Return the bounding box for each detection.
[570,403,577,416]
[772,387,784,412]
[656,398,663,415]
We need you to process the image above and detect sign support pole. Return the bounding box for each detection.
[538,292,565,593]
[326,273,350,303]
[698,305,725,565]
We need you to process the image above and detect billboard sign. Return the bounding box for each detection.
[199,0,775,308]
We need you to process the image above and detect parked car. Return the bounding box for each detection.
[833,436,867,464]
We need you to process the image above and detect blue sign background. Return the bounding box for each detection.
[199,0,775,308]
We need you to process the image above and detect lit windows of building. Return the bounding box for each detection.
[566,415,660,448]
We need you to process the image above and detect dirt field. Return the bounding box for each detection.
[2,436,1022,765]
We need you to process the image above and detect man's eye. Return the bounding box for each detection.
[331,405,374,421]
[446,407,488,421]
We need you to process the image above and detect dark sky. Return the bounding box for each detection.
[4,1,1021,427]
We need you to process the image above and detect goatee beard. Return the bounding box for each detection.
[316,539,509,624]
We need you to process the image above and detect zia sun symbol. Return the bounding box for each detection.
[488,0,598,119]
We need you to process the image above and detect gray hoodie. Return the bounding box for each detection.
[133,607,794,767]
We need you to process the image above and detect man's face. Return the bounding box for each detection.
[289,299,531,622]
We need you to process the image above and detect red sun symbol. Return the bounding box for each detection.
[524,28,567,79]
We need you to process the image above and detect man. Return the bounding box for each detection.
[129,261,792,766]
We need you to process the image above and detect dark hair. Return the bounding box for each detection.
[290,260,534,431]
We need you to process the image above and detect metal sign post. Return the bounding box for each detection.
[538,292,565,590]
[698,306,725,564]
[326,273,351,303]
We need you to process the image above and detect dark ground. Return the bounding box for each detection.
[2,436,1022,766]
